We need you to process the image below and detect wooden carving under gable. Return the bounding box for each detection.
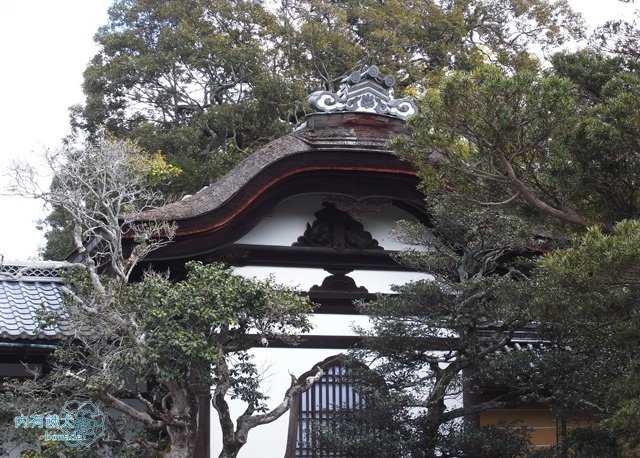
[293,202,382,250]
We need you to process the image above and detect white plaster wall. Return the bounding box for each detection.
[232,266,431,294]
[210,347,344,458]
[212,196,435,457]
[236,195,430,251]
[359,205,430,251]
[236,196,325,246]
[306,313,370,336]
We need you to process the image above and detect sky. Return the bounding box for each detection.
[0,0,637,262]
[0,0,112,261]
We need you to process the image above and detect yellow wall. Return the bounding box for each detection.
[479,404,589,449]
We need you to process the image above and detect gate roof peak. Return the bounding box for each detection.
[308,65,418,121]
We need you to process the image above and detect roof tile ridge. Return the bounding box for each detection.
[0,256,78,282]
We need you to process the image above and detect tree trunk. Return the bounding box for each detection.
[194,396,211,458]
[163,381,198,457]
[420,395,448,458]
[164,444,190,458]
[218,449,239,458]
[420,418,443,458]
[165,423,194,458]
[559,412,568,458]
[218,442,242,458]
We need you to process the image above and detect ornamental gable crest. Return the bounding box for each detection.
[308,65,418,120]
[293,202,382,251]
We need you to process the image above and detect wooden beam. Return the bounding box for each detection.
[213,244,418,271]
[251,335,458,350]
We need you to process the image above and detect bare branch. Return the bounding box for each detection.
[100,391,163,430]
[235,366,324,444]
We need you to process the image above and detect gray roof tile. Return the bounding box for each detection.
[0,264,71,340]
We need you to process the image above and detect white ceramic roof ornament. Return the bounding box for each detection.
[308,65,418,121]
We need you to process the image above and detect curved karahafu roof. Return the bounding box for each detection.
[129,66,424,262]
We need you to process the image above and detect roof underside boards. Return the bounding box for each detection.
[0,265,70,340]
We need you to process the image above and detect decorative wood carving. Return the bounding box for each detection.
[308,65,418,120]
[327,196,392,222]
[310,274,369,294]
[293,202,383,250]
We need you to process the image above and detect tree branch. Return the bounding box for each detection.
[100,391,163,430]
[235,366,324,444]
[498,152,586,226]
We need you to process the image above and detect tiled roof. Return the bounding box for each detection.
[0,262,71,340]
[131,112,408,223]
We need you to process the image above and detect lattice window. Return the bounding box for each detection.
[286,361,365,458]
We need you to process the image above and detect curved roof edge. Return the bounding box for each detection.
[133,112,411,223]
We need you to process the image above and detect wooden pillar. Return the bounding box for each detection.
[194,395,211,458]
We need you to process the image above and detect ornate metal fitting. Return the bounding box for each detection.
[308,65,418,120]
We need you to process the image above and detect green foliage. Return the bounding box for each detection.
[400,51,640,227]
[311,397,413,458]
[394,44,640,452]
[1,262,313,456]
[280,0,580,90]
[438,422,532,458]
[540,220,640,293]
[38,205,76,261]
[316,406,532,458]
[124,261,312,415]
[535,221,640,345]
[72,0,305,196]
[126,262,312,391]
[563,427,625,458]
[396,195,539,282]
[311,192,541,456]
[395,64,587,227]
[552,51,640,222]
[531,221,640,446]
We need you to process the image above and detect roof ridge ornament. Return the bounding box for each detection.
[308,65,418,121]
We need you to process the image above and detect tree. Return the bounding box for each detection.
[40,0,581,259]
[388,47,640,452]
[532,221,640,452]
[2,135,321,458]
[73,0,306,197]
[312,198,541,457]
[591,8,640,65]
[395,49,640,229]
[121,262,319,458]
[74,0,582,192]
[279,0,581,89]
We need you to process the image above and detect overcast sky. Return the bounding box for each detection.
[0,0,112,261]
[0,0,636,262]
